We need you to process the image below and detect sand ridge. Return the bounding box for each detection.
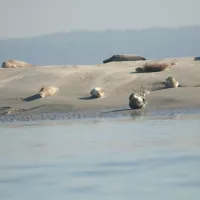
[0,57,200,117]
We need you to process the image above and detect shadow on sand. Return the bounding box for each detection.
[23,94,42,102]
[79,96,98,100]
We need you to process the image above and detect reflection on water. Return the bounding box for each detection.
[0,111,200,200]
[1,107,200,124]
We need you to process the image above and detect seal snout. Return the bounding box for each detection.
[39,92,45,98]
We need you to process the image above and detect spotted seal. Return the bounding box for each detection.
[136,61,176,73]
[90,87,104,98]
[129,91,148,109]
[1,60,33,68]
[39,86,59,98]
[165,77,179,88]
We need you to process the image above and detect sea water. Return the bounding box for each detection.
[0,110,200,200]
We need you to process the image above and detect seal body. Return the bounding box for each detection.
[129,92,147,109]
[194,57,200,61]
[136,62,173,73]
[39,86,59,98]
[165,77,179,88]
[103,54,146,63]
[90,87,104,98]
[2,60,33,68]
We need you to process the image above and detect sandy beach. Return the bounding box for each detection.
[0,57,200,119]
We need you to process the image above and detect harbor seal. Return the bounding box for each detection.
[39,86,59,98]
[1,60,33,68]
[165,77,179,88]
[136,62,173,73]
[90,87,104,98]
[103,54,146,63]
[129,91,148,109]
[194,57,200,61]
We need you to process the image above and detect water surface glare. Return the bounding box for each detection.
[0,112,200,200]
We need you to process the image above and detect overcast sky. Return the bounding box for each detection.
[0,0,199,38]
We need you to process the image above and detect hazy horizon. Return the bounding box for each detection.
[1,0,200,39]
[1,26,200,65]
[0,25,199,40]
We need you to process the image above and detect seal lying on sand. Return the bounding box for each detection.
[90,87,104,98]
[39,86,59,98]
[165,77,179,88]
[194,57,200,61]
[103,54,146,63]
[136,61,175,73]
[1,60,33,68]
[129,91,148,109]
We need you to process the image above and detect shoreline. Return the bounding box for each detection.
[1,106,200,124]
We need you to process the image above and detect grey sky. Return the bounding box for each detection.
[0,0,199,38]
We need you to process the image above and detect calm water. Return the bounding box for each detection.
[0,111,200,200]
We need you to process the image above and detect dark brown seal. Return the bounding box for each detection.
[103,54,146,63]
[136,62,175,73]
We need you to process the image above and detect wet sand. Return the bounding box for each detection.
[0,56,200,121]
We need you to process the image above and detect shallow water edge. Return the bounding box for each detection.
[1,107,200,125]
